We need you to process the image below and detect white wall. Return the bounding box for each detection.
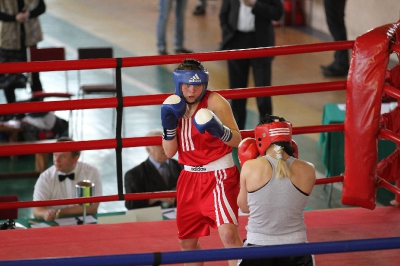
[307,0,400,40]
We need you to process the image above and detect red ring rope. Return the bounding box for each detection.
[0,35,397,211]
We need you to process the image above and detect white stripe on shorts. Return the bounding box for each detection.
[213,169,238,226]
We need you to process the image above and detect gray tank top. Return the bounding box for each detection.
[246,155,309,244]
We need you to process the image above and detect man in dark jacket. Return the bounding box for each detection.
[124,130,183,210]
[320,0,349,77]
[219,0,284,130]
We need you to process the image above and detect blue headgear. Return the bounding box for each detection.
[173,69,209,104]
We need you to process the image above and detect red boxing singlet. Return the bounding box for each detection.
[177,91,232,166]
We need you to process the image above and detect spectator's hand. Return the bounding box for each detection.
[390,200,400,208]
[15,10,29,23]
[161,198,175,206]
[149,197,176,207]
[43,209,57,222]
[242,0,256,7]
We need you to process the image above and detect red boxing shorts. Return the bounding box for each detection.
[176,165,240,239]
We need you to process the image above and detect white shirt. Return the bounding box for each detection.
[22,112,57,130]
[237,1,255,32]
[148,156,169,174]
[33,161,102,210]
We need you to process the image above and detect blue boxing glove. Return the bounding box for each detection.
[194,108,232,142]
[161,95,186,140]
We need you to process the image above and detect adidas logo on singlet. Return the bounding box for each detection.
[188,74,201,83]
[190,166,206,172]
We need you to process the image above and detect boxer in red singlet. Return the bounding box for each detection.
[161,59,243,266]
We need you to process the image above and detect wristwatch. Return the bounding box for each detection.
[55,209,61,219]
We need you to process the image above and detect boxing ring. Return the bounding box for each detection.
[1,20,400,265]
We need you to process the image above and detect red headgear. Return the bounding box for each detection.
[254,119,292,155]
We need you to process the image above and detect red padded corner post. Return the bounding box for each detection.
[342,22,400,210]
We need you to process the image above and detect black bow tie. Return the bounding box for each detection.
[58,173,75,182]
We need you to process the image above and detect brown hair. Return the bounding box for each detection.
[176,58,206,71]
[56,137,80,157]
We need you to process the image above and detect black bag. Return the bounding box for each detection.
[51,116,69,138]
[0,73,27,88]
[0,48,27,89]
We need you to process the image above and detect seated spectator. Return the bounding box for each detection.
[124,130,183,210]
[20,111,68,141]
[33,137,102,222]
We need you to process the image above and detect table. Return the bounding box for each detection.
[2,208,176,229]
[0,121,23,143]
[0,122,51,177]
[0,121,24,162]
[319,103,396,177]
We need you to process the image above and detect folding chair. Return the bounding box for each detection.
[28,47,69,93]
[0,195,25,230]
[77,47,116,97]
[76,47,123,137]
[28,47,74,137]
